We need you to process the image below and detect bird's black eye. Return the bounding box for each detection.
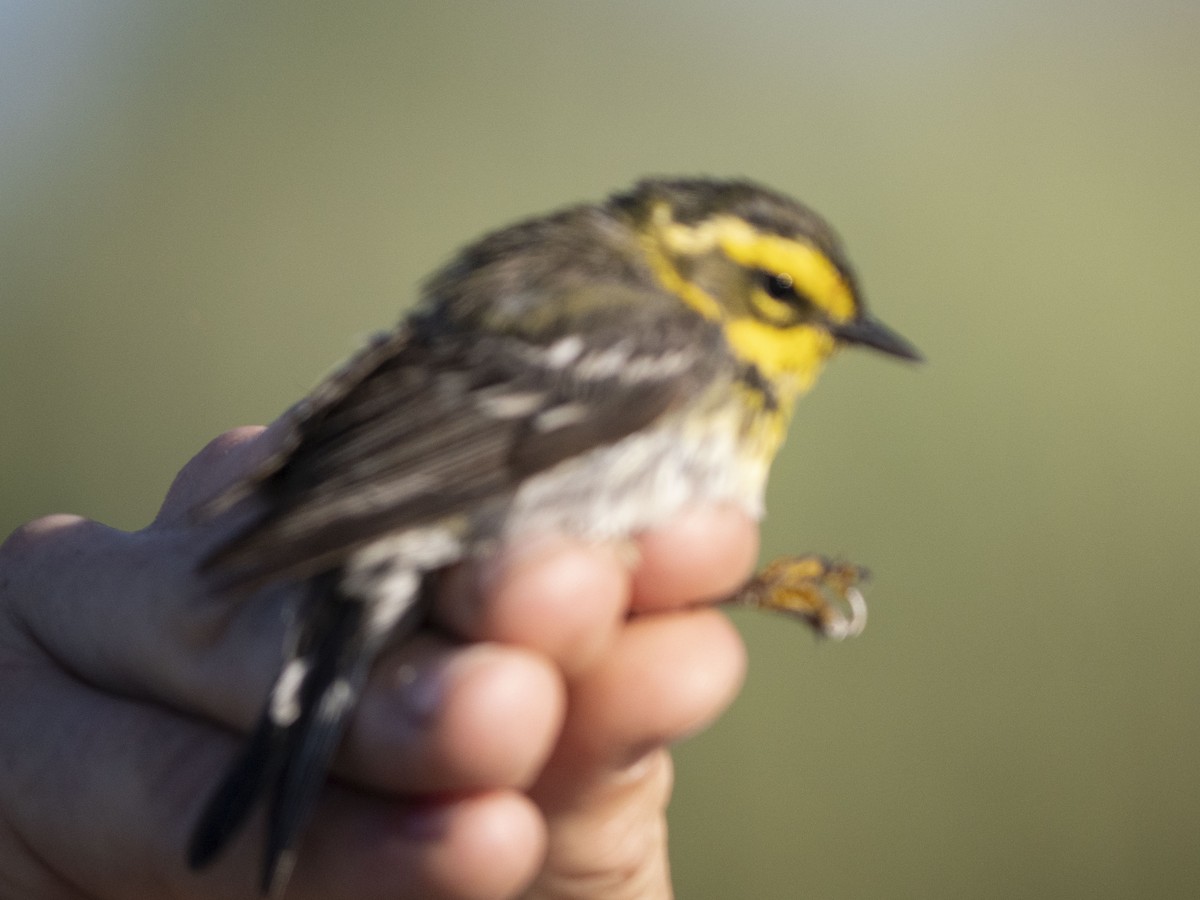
[762,271,796,301]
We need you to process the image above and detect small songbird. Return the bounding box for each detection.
[186,177,920,895]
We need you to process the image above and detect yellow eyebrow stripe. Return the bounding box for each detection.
[656,212,857,323]
[639,206,843,397]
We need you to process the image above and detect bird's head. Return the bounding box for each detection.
[614,178,920,398]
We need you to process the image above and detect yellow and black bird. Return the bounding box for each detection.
[186,177,920,895]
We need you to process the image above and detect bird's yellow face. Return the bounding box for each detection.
[638,202,913,404]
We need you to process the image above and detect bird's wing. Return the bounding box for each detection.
[201,284,726,591]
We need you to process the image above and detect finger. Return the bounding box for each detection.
[0,417,303,703]
[337,637,564,794]
[434,537,630,678]
[0,511,289,718]
[154,413,299,527]
[523,750,674,900]
[526,609,746,900]
[284,788,544,900]
[153,426,267,527]
[0,659,254,900]
[178,627,566,801]
[4,520,564,799]
[432,506,759,676]
[0,662,543,900]
[543,609,746,776]
[630,504,759,612]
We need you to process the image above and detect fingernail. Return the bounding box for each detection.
[394,660,443,726]
[398,799,454,840]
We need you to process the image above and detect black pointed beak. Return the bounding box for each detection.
[832,315,922,362]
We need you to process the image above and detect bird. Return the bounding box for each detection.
[185,176,920,895]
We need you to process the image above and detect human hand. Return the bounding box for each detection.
[0,423,754,899]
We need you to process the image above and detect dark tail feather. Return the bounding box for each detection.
[187,713,288,870]
[188,571,426,897]
[186,598,371,895]
[186,599,372,895]
[259,599,373,895]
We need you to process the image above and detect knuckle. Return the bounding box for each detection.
[156,426,265,523]
[0,516,91,637]
[0,514,87,564]
[194,426,263,465]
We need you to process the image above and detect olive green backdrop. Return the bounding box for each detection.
[3,2,1198,897]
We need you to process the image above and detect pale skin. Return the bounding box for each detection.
[0,420,757,900]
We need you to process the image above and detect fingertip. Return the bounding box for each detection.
[297,790,545,900]
[631,505,760,611]
[436,539,629,677]
[438,646,564,788]
[624,608,748,749]
[154,426,268,525]
[433,791,545,900]
[669,608,748,739]
[555,607,748,771]
[0,513,90,561]
[348,640,565,792]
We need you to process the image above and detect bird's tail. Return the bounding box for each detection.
[188,576,423,896]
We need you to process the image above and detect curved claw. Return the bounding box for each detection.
[818,585,868,640]
[727,555,870,640]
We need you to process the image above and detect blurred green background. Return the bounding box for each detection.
[3,2,1198,897]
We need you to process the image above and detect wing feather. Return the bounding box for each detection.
[202,286,726,591]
